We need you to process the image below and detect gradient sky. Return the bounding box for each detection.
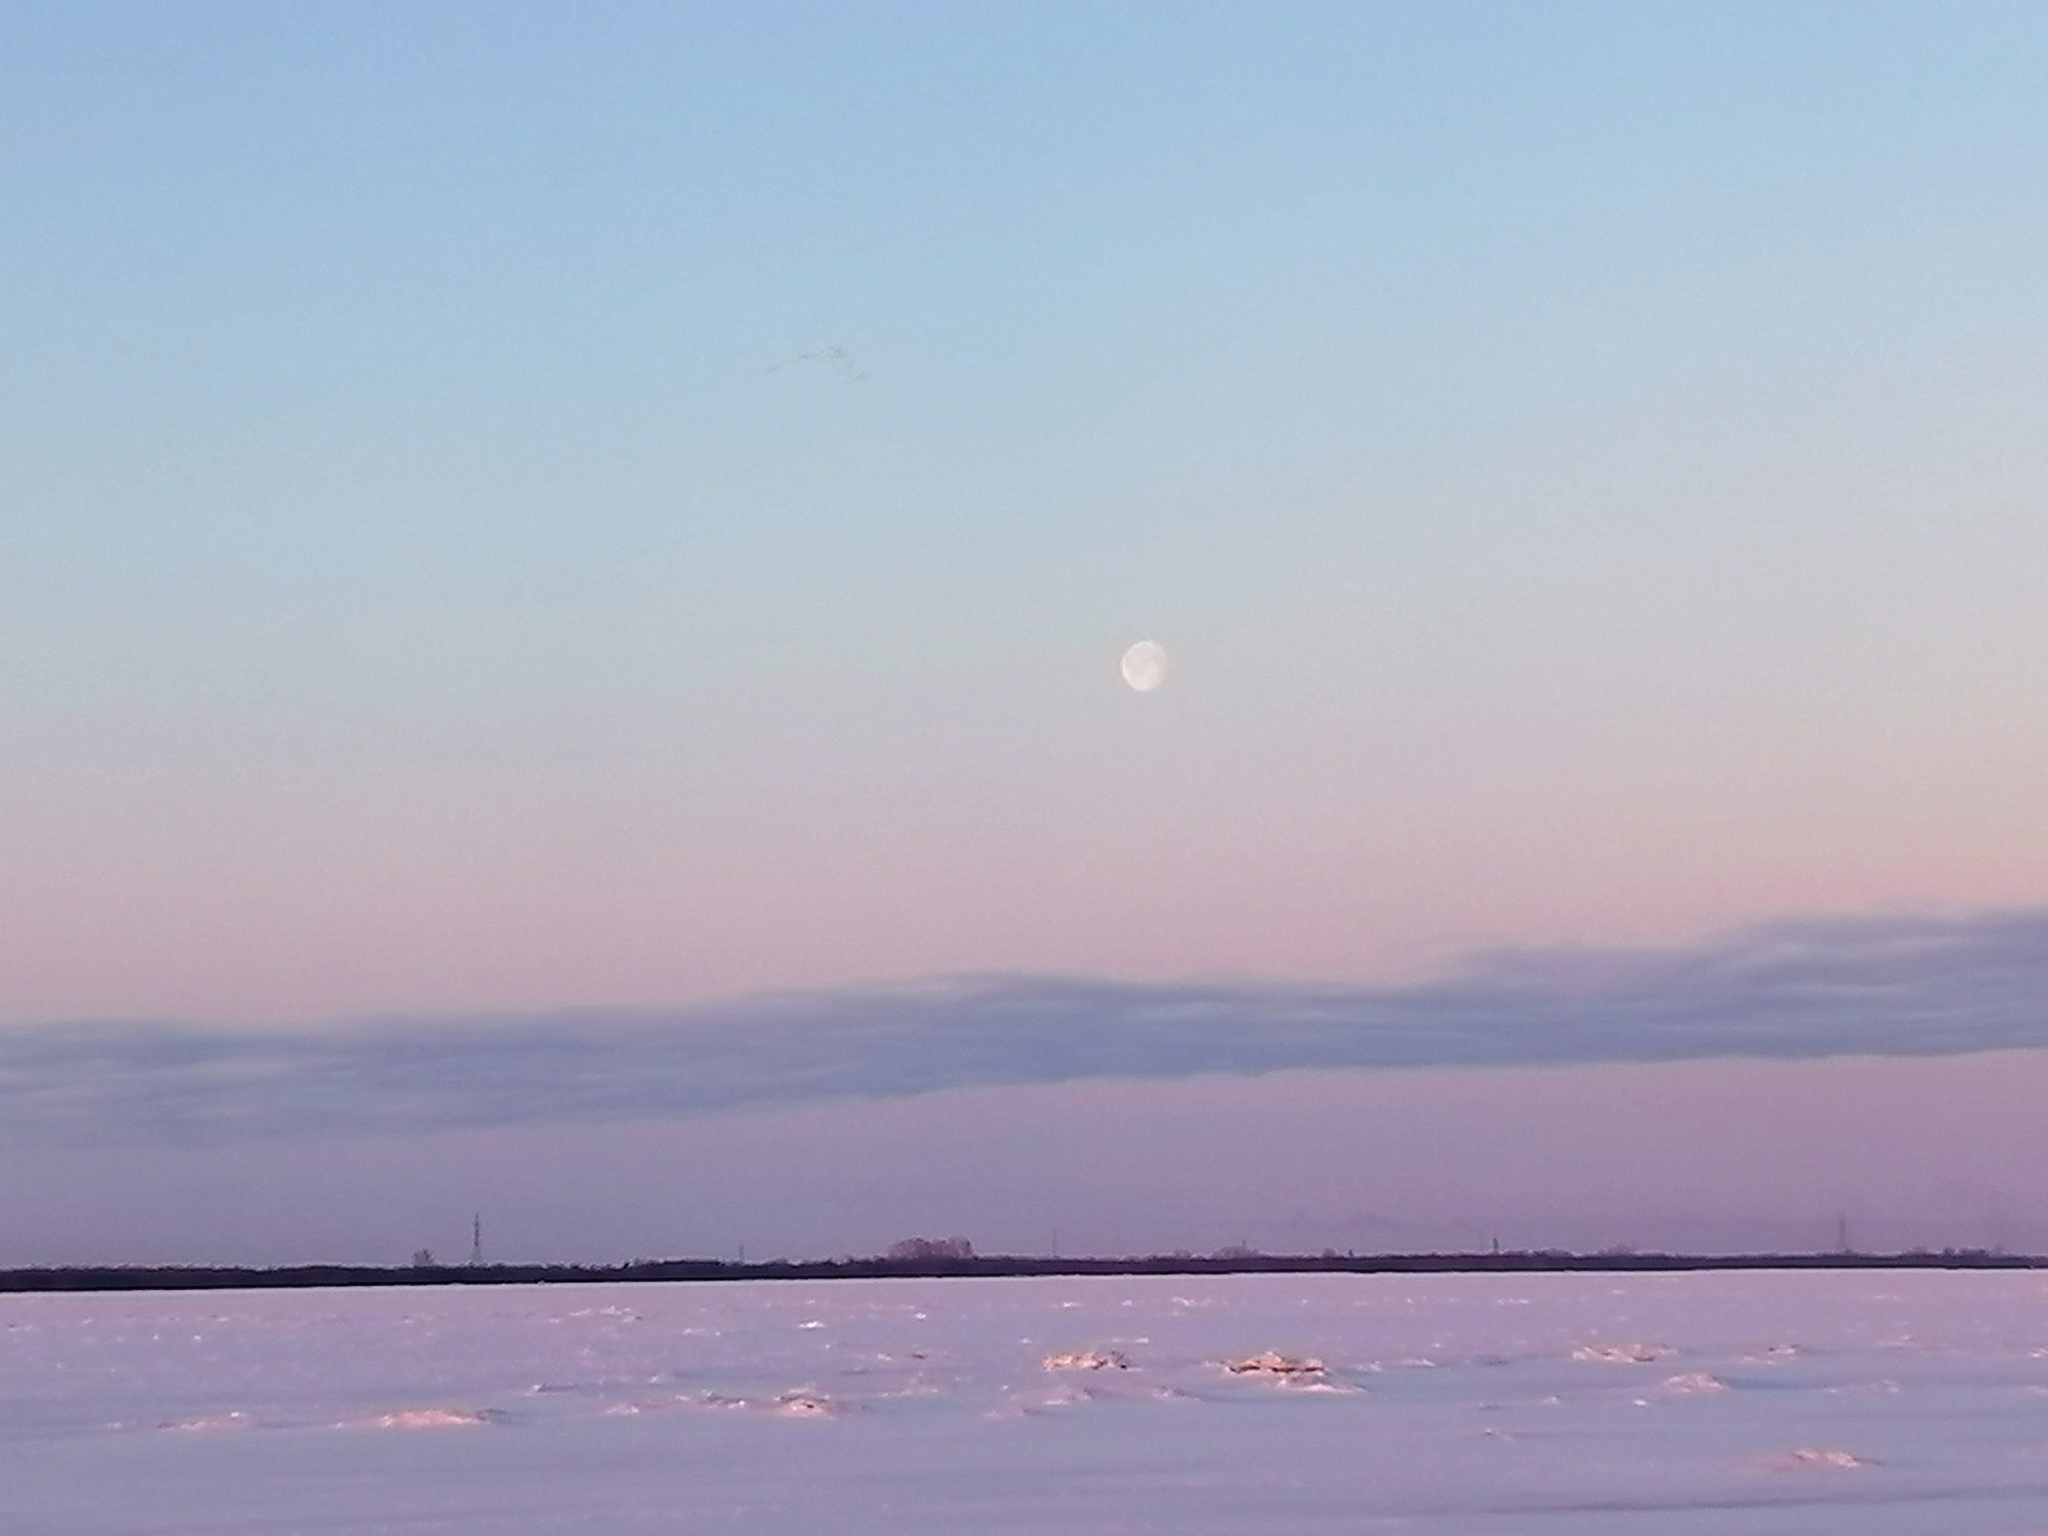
[9,3,2048,1032]
[14,1051,2048,1267]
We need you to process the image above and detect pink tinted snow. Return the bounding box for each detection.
[4,1271,2047,1532]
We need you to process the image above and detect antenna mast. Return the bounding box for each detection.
[471,1213,483,1267]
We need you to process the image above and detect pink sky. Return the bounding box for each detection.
[8,1051,2044,1267]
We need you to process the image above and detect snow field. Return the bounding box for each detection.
[7,1270,2048,1533]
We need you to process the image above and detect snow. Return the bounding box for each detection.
[1041,1348,1129,1371]
[7,1270,2048,1533]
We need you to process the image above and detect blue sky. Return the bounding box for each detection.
[8,4,2048,1256]
[14,4,2048,1023]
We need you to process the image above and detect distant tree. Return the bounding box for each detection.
[886,1236,974,1262]
[411,1248,438,1269]
[1211,1243,1260,1261]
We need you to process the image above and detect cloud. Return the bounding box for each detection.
[763,344,870,381]
[9,907,2048,1148]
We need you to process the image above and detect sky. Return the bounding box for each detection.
[7,4,2048,1260]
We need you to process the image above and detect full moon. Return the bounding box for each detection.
[1120,640,1169,692]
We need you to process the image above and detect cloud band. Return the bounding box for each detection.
[8,907,2048,1147]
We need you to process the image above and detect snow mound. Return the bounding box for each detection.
[993,1384,1113,1417]
[1658,1373,1732,1395]
[160,1412,254,1432]
[877,1380,948,1399]
[367,1408,495,1429]
[1224,1351,1326,1378]
[1572,1343,1673,1364]
[1043,1349,1130,1371]
[775,1391,837,1419]
[1761,1447,1868,1471]
[1742,1343,1802,1361]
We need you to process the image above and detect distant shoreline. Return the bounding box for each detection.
[0,1249,2038,1294]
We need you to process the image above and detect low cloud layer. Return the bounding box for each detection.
[10,907,2048,1148]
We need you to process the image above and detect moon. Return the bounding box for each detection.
[1120,640,1169,692]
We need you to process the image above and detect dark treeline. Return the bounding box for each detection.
[0,1249,2039,1293]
